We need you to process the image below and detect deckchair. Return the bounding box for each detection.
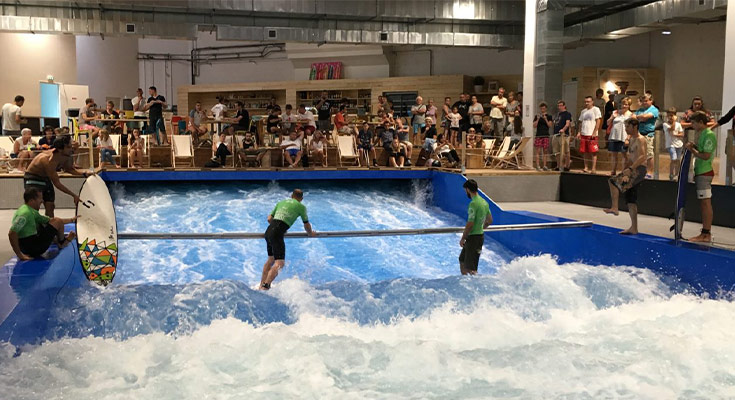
[172,134,194,167]
[212,134,235,168]
[337,134,359,167]
[0,136,16,169]
[482,139,496,167]
[489,137,531,169]
[99,134,122,168]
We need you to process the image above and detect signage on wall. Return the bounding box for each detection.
[309,62,343,80]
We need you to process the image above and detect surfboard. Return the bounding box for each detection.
[75,175,118,286]
[671,148,692,240]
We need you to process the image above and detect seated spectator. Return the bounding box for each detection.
[38,126,56,149]
[280,130,303,168]
[506,113,523,148]
[480,120,493,139]
[266,107,282,138]
[237,131,265,167]
[297,104,316,136]
[423,117,438,153]
[128,128,145,168]
[396,117,412,166]
[282,104,297,133]
[356,121,378,167]
[310,130,328,167]
[8,187,76,260]
[188,102,209,144]
[466,128,485,149]
[231,101,250,133]
[212,131,232,166]
[78,98,100,135]
[434,133,460,168]
[101,101,120,132]
[388,136,406,168]
[96,129,119,169]
[335,105,352,135]
[12,128,37,172]
[379,120,396,165]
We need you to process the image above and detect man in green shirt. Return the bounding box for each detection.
[8,187,76,260]
[459,179,492,275]
[260,189,315,290]
[685,111,717,243]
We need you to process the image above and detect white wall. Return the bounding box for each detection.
[0,33,77,116]
[387,47,524,77]
[76,35,139,108]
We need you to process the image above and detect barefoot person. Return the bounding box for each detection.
[459,179,492,275]
[24,135,90,218]
[604,119,647,235]
[8,187,76,260]
[685,111,717,243]
[260,189,315,290]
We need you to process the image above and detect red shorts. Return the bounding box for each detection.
[303,125,316,135]
[579,136,598,153]
[534,137,549,149]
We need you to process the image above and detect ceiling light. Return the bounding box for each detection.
[661,30,672,35]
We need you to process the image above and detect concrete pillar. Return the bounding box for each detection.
[521,0,537,168]
[719,0,735,182]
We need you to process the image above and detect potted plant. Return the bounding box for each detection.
[473,76,485,93]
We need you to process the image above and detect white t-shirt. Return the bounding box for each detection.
[282,112,298,129]
[131,96,146,117]
[2,103,22,131]
[448,113,461,128]
[96,136,113,148]
[609,110,631,142]
[211,103,227,120]
[490,96,507,119]
[14,136,37,153]
[578,106,602,136]
[663,121,684,149]
[281,138,302,150]
[297,111,316,128]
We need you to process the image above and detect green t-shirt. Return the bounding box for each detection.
[270,198,308,227]
[467,195,490,235]
[694,128,717,176]
[10,204,50,239]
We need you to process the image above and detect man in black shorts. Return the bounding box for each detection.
[459,180,492,275]
[8,187,77,260]
[260,189,316,290]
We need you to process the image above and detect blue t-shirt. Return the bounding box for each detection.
[636,105,659,136]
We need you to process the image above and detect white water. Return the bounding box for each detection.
[2,255,734,399]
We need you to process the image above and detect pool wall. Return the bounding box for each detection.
[1,171,734,345]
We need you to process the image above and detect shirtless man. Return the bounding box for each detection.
[23,135,90,217]
[604,119,647,235]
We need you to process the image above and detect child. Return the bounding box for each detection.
[448,106,461,147]
[533,102,553,170]
[663,107,685,180]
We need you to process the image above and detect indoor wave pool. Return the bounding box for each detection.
[1,180,734,399]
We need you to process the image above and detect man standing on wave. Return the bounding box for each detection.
[459,180,492,275]
[260,189,315,290]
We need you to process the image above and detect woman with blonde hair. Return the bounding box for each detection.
[96,128,119,168]
[606,96,632,175]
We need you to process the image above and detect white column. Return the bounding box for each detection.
[521,0,537,168]
[719,0,735,182]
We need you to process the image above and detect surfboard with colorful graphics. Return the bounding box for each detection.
[76,175,118,286]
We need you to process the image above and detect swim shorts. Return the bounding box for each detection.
[459,234,484,271]
[265,219,290,260]
[609,165,647,204]
[695,174,713,199]
[579,135,598,153]
[19,223,57,257]
[24,173,55,203]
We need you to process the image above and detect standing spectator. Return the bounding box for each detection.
[411,96,427,144]
[425,99,438,129]
[334,105,352,135]
[78,98,100,135]
[593,89,606,114]
[506,91,519,130]
[607,97,632,176]
[506,103,523,148]
[314,91,333,133]
[632,93,659,177]
[2,95,26,136]
[604,119,648,235]
[38,126,56,149]
[187,102,209,145]
[356,121,378,167]
[376,95,390,115]
[144,86,167,145]
[663,107,685,181]
[281,104,297,134]
[578,96,602,174]
[130,88,147,133]
[96,129,119,169]
[297,104,316,136]
[447,106,461,147]
[12,128,37,172]
[266,107,282,138]
[265,96,279,112]
[685,111,717,243]
[681,96,715,130]
[614,82,629,110]
[603,90,616,131]
[552,100,572,172]
[469,95,484,134]
[533,102,553,171]
[490,88,508,140]
[441,97,452,135]
[711,104,735,131]
[396,117,412,166]
[232,101,251,133]
[453,93,471,135]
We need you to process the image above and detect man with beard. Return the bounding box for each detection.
[459,179,492,275]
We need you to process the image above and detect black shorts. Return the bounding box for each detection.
[265,219,290,260]
[459,234,484,271]
[24,173,55,203]
[19,224,58,257]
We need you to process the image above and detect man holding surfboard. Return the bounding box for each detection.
[23,135,90,218]
[260,189,315,290]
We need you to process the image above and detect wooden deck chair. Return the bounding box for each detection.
[337,134,359,167]
[234,132,260,167]
[172,134,194,167]
[0,136,17,170]
[99,134,122,168]
[482,139,496,167]
[128,134,151,168]
[306,134,328,167]
[489,137,531,169]
[281,138,304,167]
[212,134,235,168]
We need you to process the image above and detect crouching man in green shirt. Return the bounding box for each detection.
[685,111,717,243]
[459,180,492,275]
[8,187,77,260]
[260,189,315,290]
